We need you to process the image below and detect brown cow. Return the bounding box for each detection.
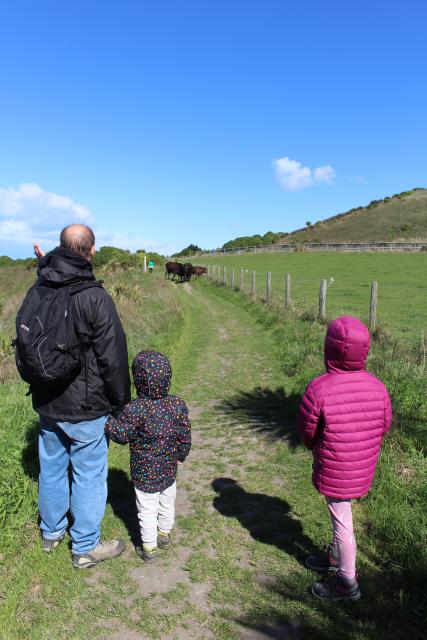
[191,266,207,278]
[165,261,193,282]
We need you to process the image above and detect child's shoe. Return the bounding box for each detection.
[311,573,361,601]
[136,544,159,563]
[157,531,172,549]
[305,544,339,572]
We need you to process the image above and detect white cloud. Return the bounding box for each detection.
[273,157,336,191]
[353,175,366,183]
[313,165,335,184]
[0,183,94,252]
[0,182,174,257]
[0,183,93,225]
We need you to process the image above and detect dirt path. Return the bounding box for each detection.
[92,281,310,640]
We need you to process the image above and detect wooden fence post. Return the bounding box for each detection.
[266,272,271,303]
[252,270,256,296]
[239,268,244,291]
[319,279,327,321]
[231,268,235,288]
[369,281,378,331]
[223,266,227,285]
[285,273,291,309]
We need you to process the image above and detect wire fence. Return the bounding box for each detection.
[189,241,427,258]
[199,263,379,331]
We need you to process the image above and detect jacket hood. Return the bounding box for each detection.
[325,316,370,373]
[132,350,172,399]
[37,246,95,285]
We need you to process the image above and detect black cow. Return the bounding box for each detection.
[165,261,193,282]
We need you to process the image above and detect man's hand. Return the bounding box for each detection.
[33,243,45,259]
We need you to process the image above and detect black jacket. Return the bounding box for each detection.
[31,247,131,422]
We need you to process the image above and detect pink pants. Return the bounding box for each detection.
[326,498,356,580]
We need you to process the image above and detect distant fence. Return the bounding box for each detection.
[197,263,380,331]
[189,241,427,257]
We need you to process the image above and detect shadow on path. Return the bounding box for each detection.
[237,565,427,640]
[21,420,40,480]
[212,478,313,565]
[219,386,302,447]
[108,468,140,547]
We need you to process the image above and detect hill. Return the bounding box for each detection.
[287,187,427,243]
[219,188,427,248]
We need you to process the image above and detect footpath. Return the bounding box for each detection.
[94,280,330,640]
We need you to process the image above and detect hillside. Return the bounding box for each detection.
[219,188,427,248]
[286,188,427,243]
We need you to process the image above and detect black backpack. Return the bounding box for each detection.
[13,279,103,389]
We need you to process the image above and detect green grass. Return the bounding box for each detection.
[200,251,427,340]
[191,277,427,639]
[0,266,426,639]
[0,269,188,639]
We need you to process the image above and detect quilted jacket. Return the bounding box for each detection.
[106,350,191,493]
[298,316,392,499]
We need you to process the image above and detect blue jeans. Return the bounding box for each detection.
[38,415,108,554]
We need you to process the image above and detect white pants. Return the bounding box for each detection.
[134,482,177,547]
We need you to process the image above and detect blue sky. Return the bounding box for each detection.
[0,1,426,257]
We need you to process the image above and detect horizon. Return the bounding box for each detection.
[1,184,425,260]
[1,1,426,258]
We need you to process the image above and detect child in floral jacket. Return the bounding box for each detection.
[106,350,191,562]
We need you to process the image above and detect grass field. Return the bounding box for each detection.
[199,252,427,341]
[0,266,426,639]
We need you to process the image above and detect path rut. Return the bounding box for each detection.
[94,282,304,640]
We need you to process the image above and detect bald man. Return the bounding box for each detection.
[29,225,131,568]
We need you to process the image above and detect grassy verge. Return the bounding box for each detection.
[197,276,427,638]
[0,270,186,639]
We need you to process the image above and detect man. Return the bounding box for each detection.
[30,225,131,569]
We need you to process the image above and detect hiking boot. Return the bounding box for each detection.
[305,544,339,572]
[311,574,361,602]
[72,539,126,569]
[157,531,172,549]
[136,545,159,563]
[42,533,65,553]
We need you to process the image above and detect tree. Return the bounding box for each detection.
[306,221,312,229]
[172,244,203,257]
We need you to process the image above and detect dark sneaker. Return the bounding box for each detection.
[42,533,65,553]
[157,532,172,549]
[311,574,361,602]
[136,545,159,563]
[306,544,339,572]
[72,539,126,569]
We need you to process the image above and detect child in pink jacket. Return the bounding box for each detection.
[298,316,392,601]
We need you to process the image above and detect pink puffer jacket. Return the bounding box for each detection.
[298,316,392,499]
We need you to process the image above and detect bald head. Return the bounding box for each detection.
[60,224,96,260]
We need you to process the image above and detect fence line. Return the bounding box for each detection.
[199,262,380,330]
[187,240,427,258]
